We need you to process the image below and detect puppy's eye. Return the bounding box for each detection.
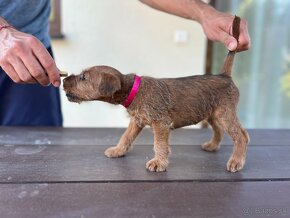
[80,74,86,81]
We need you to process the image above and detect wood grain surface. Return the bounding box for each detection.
[0,128,289,218]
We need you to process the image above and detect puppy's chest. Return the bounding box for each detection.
[127,109,152,127]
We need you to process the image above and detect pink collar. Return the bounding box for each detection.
[122,75,141,108]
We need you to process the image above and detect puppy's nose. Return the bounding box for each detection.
[63,77,71,89]
[63,75,77,90]
[63,77,68,83]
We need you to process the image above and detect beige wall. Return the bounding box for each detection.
[52,0,207,127]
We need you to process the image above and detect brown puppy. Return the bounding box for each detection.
[63,16,249,172]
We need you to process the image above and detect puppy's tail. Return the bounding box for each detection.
[221,16,241,77]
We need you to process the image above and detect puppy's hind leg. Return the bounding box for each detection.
[217,109,249,172]
[105,119,143,158]
[201,117,224,152]
[146,122,170,172]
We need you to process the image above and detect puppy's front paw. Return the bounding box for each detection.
[201,141,220,152]
[146,158,168,172]
[105,146,126,158]
[227,156,245,173]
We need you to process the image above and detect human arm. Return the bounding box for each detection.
[0,17,61,87]
[139,0,250,51]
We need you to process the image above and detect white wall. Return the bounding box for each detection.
[52,0,207,127]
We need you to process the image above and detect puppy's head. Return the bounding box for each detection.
[63,66,122,103]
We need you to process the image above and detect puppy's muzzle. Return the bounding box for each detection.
[65,92,79,102]
[63,76,82,102]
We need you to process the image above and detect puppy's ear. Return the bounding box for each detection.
[99,73,121,97]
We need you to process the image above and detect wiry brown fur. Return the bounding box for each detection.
[63,16,249,172]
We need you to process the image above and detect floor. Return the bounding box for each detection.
[0,127,289,218]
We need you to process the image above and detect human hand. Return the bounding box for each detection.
[200,8,250,52]
[0,26,61,87]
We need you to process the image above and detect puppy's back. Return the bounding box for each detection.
[160,75,239,128]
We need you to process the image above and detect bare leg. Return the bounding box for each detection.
[105,119,143,158]
[146,122,171,172]
[201,117,224,152]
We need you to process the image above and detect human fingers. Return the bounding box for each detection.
[237,19,251,51]
[219,30,238,51]
[201,14,238,51]
[0,62,22,83]
[0,31,50,85]
[10,56,37,84]
[29,37,61,87]
[21,50,51,86]
[219,18,251,52]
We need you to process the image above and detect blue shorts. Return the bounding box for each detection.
[0,47,63,126]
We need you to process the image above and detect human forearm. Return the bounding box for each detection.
[139,0,250,51]
[139,0,213,23]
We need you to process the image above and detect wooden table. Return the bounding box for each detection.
[0,127,289,218]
